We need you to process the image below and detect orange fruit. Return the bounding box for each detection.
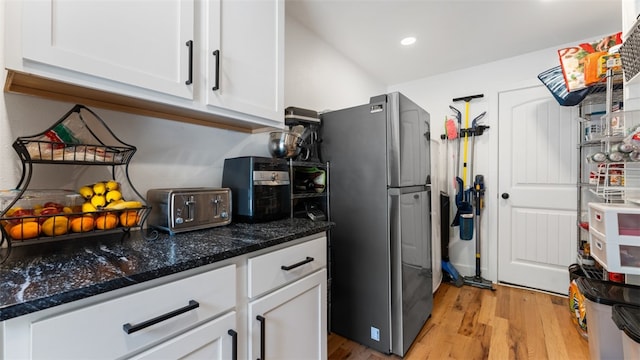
[119,211,139,227]
[9,221,41,240]
[42,216,70,236]
[95,214,118,230]
[2,222,12,234]
[70,216,95,232]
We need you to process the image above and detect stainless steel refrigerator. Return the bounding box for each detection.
[321,92,432,356]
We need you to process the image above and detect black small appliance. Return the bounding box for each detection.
[222,156,291,223]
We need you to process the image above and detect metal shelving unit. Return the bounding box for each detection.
[575,66,636,280]
[288,160,330,221]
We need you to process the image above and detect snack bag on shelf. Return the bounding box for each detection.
[557,32,622,92]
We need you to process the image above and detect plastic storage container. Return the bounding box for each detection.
[575,277,640,360]
[589,203,640,239]
[589,203,640,274]
[0,189,82,214]
[612,304,640,359]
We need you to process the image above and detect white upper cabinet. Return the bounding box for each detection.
[205,0,284,121]
[5,0,284,131]
[21,0,195,100]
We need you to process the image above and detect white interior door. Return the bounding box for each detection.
[498,85,578,295]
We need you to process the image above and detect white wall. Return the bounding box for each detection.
[0,10,383,198]
[285,16,385,111]
[389,37,612,284]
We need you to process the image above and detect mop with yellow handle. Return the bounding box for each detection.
[450,94,482,234]
[453,94,483,187]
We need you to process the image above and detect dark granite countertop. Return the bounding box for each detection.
[0,218,333,321]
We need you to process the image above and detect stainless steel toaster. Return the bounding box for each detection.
[146,187,232,234]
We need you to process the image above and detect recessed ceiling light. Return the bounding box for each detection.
[401,37,416,46]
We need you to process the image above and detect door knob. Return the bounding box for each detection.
[501,193,509,199]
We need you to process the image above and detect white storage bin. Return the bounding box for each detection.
[589,203,640,239]
[590,228,640,274]
[589,203,640,274]
[612,304,640,360]
[575,278,640,360]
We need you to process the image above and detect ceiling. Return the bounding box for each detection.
[286,0,623,86]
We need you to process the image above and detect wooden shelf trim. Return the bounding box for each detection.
[4,70,276,134]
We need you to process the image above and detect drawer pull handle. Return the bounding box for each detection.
[122,300,199,334]
[281,256,314,271]
[212,49,220,91]
[185,40,194,85]
[257,315,266,360]
[596,240,603,250]
[228,329,238,360]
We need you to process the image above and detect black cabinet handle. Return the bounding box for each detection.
[122,300,199,334]
[185,40,193,85]
[281,256,314,271]
[212,49,220,91]
[228,329,238,360]
[256,315,265,360]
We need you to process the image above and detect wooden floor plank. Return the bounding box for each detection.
[521,290,548,359]
[328,283,590,360]
[506,285,530,359]
[552,294,590,360]
[487,317,513,360]
[534,291,571,360]
[477,288,497,327]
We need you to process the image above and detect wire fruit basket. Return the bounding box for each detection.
[0,105,157,264]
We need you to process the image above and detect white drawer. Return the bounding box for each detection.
[30,264,236,360]
[589,202,640,239]
[591,228,640,275]
[248,236,327,298]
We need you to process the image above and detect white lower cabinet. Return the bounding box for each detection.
[2,264,237,360]
[248,269,327,360]
[0,233,328,360]
[129,311,237,360]
[247,235,328,360]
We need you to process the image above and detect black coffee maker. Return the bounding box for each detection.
[284,107,321,162]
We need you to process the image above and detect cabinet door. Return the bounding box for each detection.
[28,265,236,359]
[206,0,284,121]
[129,312,237,360]
[21,0,194,99]
[248,269,327,360]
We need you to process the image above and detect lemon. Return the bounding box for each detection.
[82,202,98,213]
[78,186,94,199]
[92,182,106,196]
[106,180,120,192]
[90,195,106,208]
[105,190,122,203]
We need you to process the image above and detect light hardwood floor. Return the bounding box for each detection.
[328,282,590,359]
